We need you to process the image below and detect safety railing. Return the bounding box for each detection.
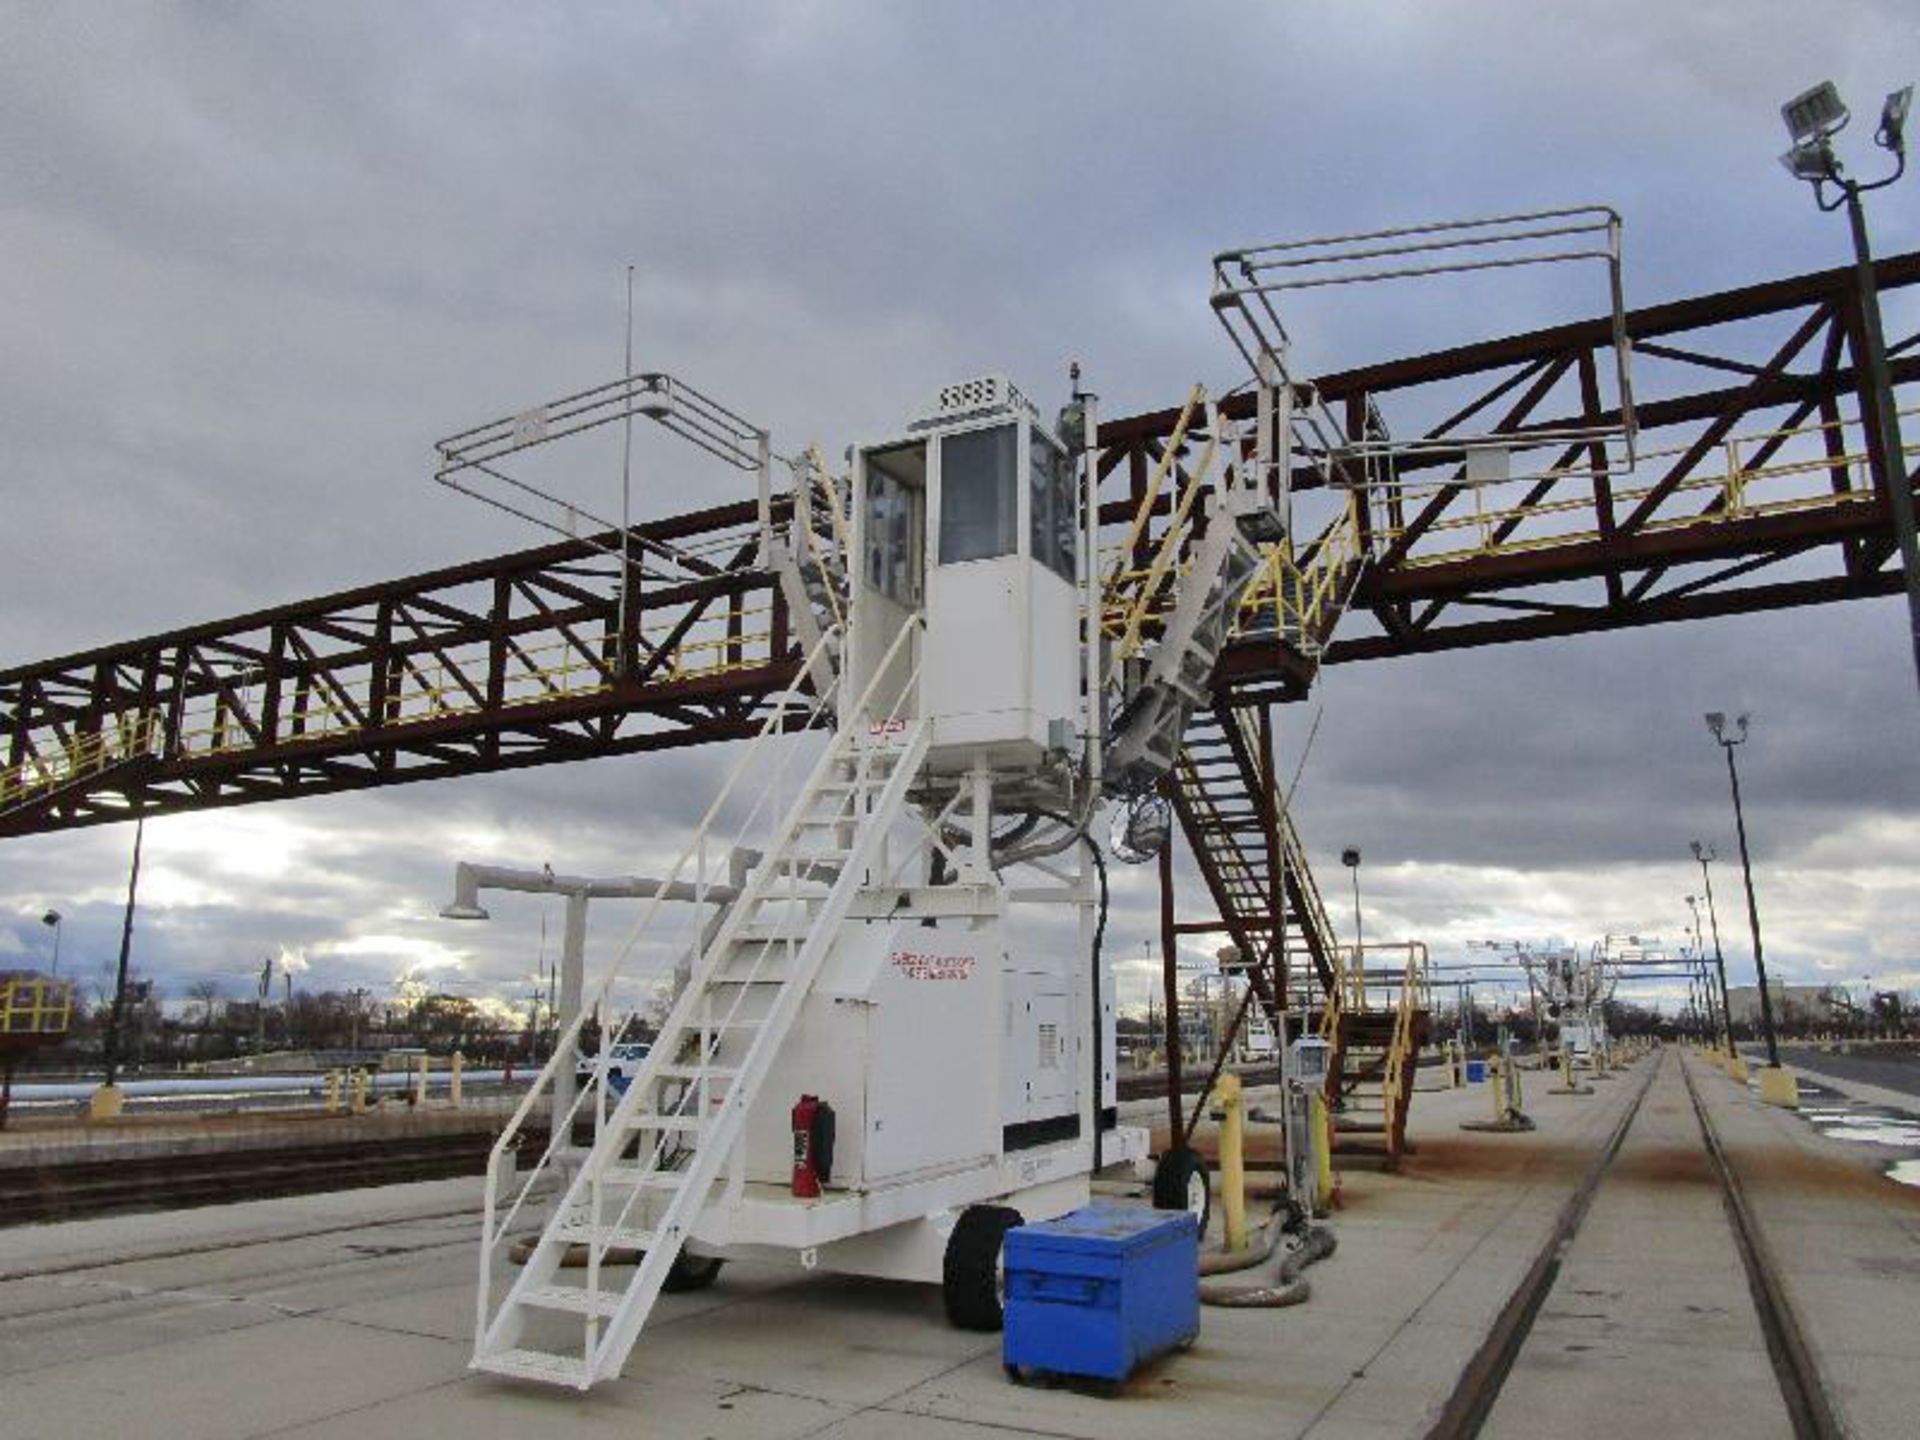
[163,603,783,761]
[1379,943,1431,1140]
[0,976,75,1036]
[0,711,162,812]
[1370,407,1917,571]
[1101,488,1367,663]
[1235,491,1368,654]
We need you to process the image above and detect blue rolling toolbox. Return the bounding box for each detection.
[1002,1202,1199,1387]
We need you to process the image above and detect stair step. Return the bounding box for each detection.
[592,1165,687,1191]
[654,1064,740,1083]
[551,1221,658,1250]
[473,1346,590,1387]
[628,1113,706,1134]
[522,1283,624,1318]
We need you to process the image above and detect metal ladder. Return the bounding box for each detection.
[1169,705,1341,1008]
[472,621,925,1390]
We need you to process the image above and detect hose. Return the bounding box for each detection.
[1201,1224,1337,1308]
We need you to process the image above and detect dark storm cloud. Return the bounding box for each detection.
[2,1,1915,1010]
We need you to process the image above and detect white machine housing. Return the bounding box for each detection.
[691,375,1141,1280]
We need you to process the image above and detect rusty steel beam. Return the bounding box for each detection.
[2,252,1916,838]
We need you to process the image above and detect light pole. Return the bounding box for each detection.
[1690,841,1734,1053]
[97,816,146,1114]
[40,910,61,978]
[1706,713,1781,1069]
[1779,80,1919,693]
[1340,846,1364,987]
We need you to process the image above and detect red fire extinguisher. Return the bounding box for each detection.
[791,1094,835,1198]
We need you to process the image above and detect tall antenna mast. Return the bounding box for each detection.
[617,265,636,675]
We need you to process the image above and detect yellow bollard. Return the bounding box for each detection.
[1758,1064,1798,1108]
[324,1070,342,1114]
[1311,1091,1335,1215]
[450,1050,465,1109]
[413,1053,429,1106]
[1208,1073,1247,1252]
[350,1068,369,1114]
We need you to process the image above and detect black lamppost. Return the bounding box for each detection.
[1341,847,1364,1001]
[1340,847,1363,952]
[1685,893,1727,1051]
[40,909,62,978]
[1779,80,1919,693]
[1705,714,1780,1067]
[101,816,146,1093]
[1690,841,1734,1051]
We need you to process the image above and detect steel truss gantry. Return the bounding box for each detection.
[2,251,1916,839]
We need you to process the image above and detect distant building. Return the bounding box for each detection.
[1725,981,1847,1026]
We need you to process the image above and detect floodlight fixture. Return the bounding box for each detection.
[1879,85,1913,156]
[1704,711,1749,745]
[1779,140,1839,183]
[1341,847,1361,868]
[438,902,491,921]
[1782,81,1849,145]
[41,909,60,928]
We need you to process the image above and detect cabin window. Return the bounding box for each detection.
[1029,435,1076,581]
[938,423,1017,564]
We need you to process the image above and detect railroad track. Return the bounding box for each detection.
[0,1130,500,1226]
[1429,1048,1840,1439]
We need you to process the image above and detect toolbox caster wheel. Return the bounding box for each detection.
[1152,1147,1212,1239]
[943,1204,1023,1331]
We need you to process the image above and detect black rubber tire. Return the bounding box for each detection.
[1152,1147,1212,1240]
[661,1251,725,1293]
[942,1205,1023,1331]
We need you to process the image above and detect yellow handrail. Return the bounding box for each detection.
[0,976,74,1035]
[1371,406,1917,573]
[0,712,161,810]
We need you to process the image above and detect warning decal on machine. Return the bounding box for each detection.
[888,949,975,981]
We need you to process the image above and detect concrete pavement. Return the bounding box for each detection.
[1689,1047,1920,1438]
[1482,1050,1792,1438]
[0,1050,1693,1440]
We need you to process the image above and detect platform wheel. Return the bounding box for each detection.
[943,1204,1024,1331]
[661,1250,725,1292]
[1151,1147,1212,1240]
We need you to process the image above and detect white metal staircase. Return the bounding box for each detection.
[472,620,925,1390]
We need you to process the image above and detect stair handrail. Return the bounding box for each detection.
[792,444,851,635]
[1108,399,1225,680]
[1224,704,1341,988]
[1379,941,1429,1153]
[476,615,923,1352]
[1105,384,1205,597]
[580,619,927,1208]
[569,634,928,1373]
[477,624,843,1293]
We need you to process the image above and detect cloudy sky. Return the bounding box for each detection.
[2,1,1915,1026]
